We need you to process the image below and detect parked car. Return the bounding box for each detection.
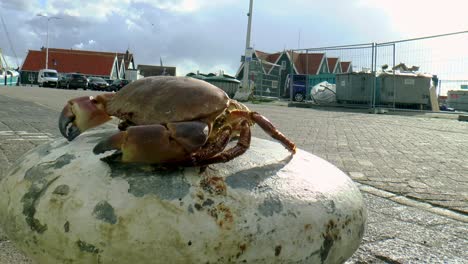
[285,74,307,102]
[88,77,109,91]
[38,69,58,88]
[58,74,71,88]
[109,79,130,91]
[66,73,88,90]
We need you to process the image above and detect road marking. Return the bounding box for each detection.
[0,131,53,141]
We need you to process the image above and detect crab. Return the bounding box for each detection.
[59,76,296,167]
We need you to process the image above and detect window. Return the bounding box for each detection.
[44,72,57,77]
[281,61,286,70]
[271,80,278,88]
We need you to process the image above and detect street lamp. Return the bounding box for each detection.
[37,14,61,69]
[242,0,253,93]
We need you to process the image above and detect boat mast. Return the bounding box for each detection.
[0,13,20,68]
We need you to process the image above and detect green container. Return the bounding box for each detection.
[187,73,240,98]
[205,75,240,98]
[336,73,375,104]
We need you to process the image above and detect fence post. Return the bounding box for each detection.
[306,50,309,100]
[278,68,282,98]
[371,42,376,109]
[290,51,294,102]
[392,43,396,109]
[260,72,263,97]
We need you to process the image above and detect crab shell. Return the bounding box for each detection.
[107,77,231,127]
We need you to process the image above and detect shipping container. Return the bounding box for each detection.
[336,73,375,105]
[379,72,431,108]
[447,90,468,111]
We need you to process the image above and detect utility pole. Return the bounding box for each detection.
[242,0,253,92]
[37,14,61,69]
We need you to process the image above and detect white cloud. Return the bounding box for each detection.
[32,0,236,22]
[72,40,98,50]
[0,0,41,12]
[73,43,84,49]
[172,58,237,76]
[358,0,468,37]
[36,0,130,21]
[137,0,237,13]
[63,8,81,17]
[356,0,468,83]
[125,19,143,31]
[173,59,200,76]
[1,54,21,68]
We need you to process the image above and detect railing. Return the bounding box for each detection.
[244,30,468,111]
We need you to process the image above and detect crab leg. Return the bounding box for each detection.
[190,128,232,165]
[230,110,296,154]
[194,121,251,166]
[93,121,209,164]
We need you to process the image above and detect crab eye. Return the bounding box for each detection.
[89,96,98,104]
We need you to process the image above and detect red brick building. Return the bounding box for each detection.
[20,48,135,84]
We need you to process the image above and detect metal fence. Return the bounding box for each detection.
[292,43,375,106]
[245,59,282,98]
[252,30,468,111]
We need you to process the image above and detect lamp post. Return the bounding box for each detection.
[242,0,253,92]
[37,14,61,69]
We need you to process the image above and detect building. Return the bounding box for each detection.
[288,51,329,75]
[137,64,176,77]
[340,61,352,73]
[236,50,331,96]
[20,48,135,84]
[327,57,342,74]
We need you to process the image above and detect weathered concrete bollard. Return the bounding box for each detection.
[0,130,366,264]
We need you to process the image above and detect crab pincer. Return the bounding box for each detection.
[59,94,114,141]
[93,121,209,164]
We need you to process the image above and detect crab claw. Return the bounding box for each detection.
[93,122,209,164]
[93,131,125,155]
[59,95,113,141]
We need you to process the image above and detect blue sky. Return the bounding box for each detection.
[0,0,467,78]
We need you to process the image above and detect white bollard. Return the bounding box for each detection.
[0,130,366,264]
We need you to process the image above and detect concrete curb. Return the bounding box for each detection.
[357,183,468,223]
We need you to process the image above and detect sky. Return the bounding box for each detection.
[0,0,467,78]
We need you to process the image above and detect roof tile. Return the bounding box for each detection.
[327,57,339,73]
[21,48,133,76]
[341,61,351,72]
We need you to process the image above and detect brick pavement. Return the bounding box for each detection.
[0,92,467,263]
[0,97,57,176]
[247,104,468,216]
